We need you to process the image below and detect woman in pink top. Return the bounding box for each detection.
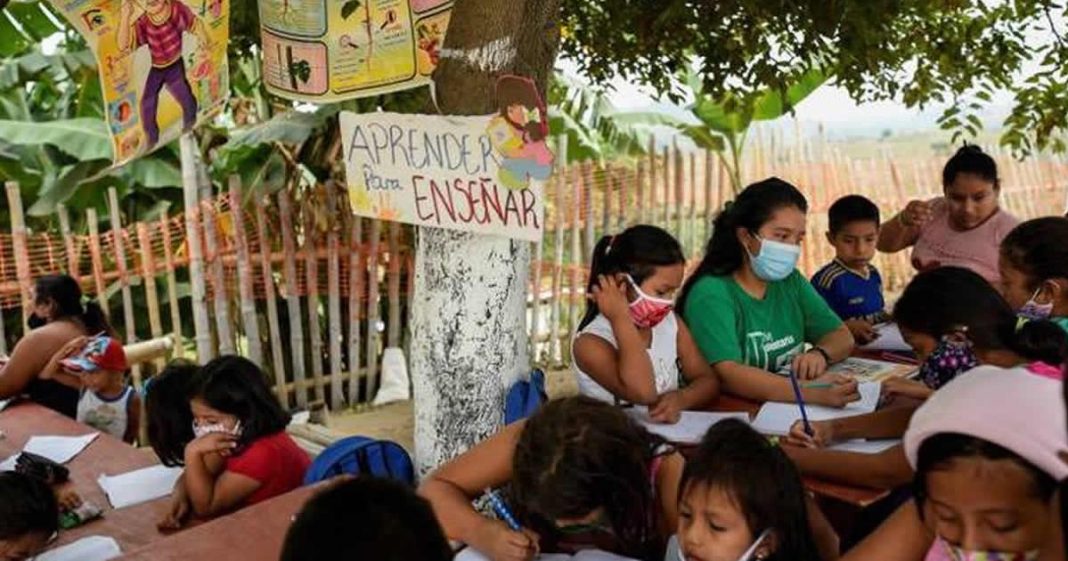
[878,145,1019,283]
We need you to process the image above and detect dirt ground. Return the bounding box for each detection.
[326,368,577,452]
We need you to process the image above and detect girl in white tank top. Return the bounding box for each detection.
[571,226,720,422]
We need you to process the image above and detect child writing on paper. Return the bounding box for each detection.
[180,356,309,519]
[666,419,828,561]
[38,335,141,444]
[781,267,1067,492]
[573,225,720,423]
[281,477,453,561]
[811,195,890,345]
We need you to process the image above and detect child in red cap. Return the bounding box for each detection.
[41,336,140,444]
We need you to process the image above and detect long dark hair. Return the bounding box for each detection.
[510,396,667,560]
[677,178,808,313]
[0,472,58,541]
[579,225,684,331]
[146,359,199,467]
[914,433,1056,510]
[893,267,1067,365]
[34,274,112,335]
[679,419,821,561]
[1000,217,1068,292]
[192,355,290,447]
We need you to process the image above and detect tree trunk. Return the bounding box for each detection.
[411,0,561,475]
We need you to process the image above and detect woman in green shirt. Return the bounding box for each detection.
[998,216,1068,334]
[678,178,858,407]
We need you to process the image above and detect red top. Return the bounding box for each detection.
[226,431,310,506]
[134,1,195,68]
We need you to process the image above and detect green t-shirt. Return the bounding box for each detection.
[682,270,844,372]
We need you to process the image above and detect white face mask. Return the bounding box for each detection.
[675,528,771,561]
[192,420,242,439]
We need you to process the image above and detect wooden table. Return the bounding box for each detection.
[118,485,317,560]
[706,394,891,508]
[0,402,173,552]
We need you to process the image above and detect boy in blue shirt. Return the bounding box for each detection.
[812,195,890,344]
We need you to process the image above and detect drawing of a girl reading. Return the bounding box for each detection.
[487,75,554,190]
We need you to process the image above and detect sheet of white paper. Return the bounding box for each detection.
[0,455,16,472]
[752,382,881,435]
[23,433,98,464]
[35,536,121,561]
[455,549,638,561]
[829,439,901,454]
[0,398,12,412]
[625,408,750,444]
[98,465,183,509]
[859,323,912,352]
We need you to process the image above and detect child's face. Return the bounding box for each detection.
[0,531,50,561]
[924,457,1052,555]
[678,483,771,561]
[506,104,528,125]
[190,397,239,433]
[827,221,878,269]
[627,263,686,302]
[83,369,122,393]
[899,326,938,362]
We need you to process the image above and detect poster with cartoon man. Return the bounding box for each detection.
[48,0,230,165]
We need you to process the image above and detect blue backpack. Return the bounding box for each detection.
[303,436,415,486]
[505,369,547,424]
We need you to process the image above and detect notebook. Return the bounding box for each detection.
[825,357,917,383]
[858,323,912,352]
[624,408,751,444]
[751,382,881,436]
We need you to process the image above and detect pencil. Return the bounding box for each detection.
[788,371,814,436]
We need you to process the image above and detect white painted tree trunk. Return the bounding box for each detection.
[410,0,561,475]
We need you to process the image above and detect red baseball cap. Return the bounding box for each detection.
[61,336,128,373]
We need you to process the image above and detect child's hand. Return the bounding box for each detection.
[783,419,835,448]
[806,376,860,408]
[845,319,879,345]
[900,199,934,228]
[54,484,83,512]
[790,349,828,380]
[649,391,684,424]
[158,492,191,530]
[588,275,630,323]
[882,377,933,401]
[472,520,539,561]
[184,432,237,458]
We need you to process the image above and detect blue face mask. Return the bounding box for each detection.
[746,234,801,282]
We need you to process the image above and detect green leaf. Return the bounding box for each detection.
[609,109,691,129]
[0,118,112,161]
[122,157,181,188]
[4,2,59,41]
[0,14,32,56]
[27,160,109,216]
[223,105,340,149]
[681,126,726,151]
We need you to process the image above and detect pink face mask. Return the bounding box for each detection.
[625,275,674,328]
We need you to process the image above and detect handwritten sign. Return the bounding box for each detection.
[341,111,547,241]
[258,0,452,102]
[48,0,230,165]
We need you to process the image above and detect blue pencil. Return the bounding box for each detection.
[485,488,521,531]
[788,370,813,436]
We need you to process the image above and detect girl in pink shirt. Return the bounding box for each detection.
[878,145,1019,283]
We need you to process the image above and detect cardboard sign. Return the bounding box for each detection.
[48,0,230,165]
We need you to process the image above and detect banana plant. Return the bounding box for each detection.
[547,71,649,164]
[612,66,827,193]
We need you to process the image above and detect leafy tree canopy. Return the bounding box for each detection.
[561,0,1068,154]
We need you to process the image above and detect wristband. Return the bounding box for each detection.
[809,346,831,365]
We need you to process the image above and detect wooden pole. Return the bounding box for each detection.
[107,188,138,361]
[661,145,671,228]
[227,177,263,367]
[202,197,234,356]
[57,205,79,277]
[386,221,402,349]
[278,190,308,407]
[326,183,344,410]
[180,133,213,362]
[135,223,165,370]
[346,217,364,405]
[365,219,382,401]
[601,164,612,235]
[582,161,595,263]
[549,139,567,364]
[253,196,287,404]
[530,177,544,361]
[688,151,697,257]
[85,208,108,317]
[636,161,646,225]
[5,182,32,331]
[568,165,581,347]
[674,141,684,241]
[303,192,326,404]
[704,150,715,233]
[616,167,626,232]
[159,216,184,359]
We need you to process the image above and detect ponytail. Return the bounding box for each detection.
[578,226,684,332]
[677,177,808,313]
[34,274,114,336]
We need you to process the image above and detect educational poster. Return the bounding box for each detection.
[47,0,231,166]
[258,0,452,102]
[340,76,553,241]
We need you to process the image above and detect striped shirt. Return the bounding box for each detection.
[135,1,195,68]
